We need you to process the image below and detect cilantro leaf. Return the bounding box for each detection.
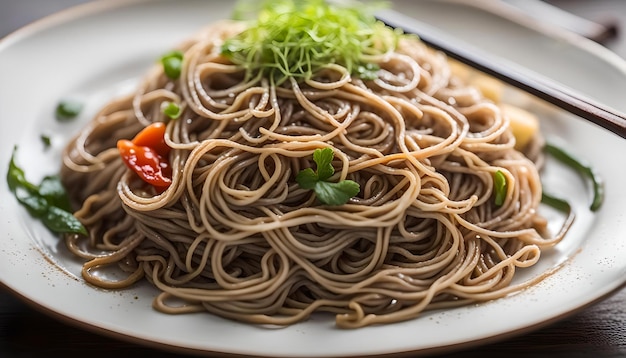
[313,147,334,181]
[296,148,360,206]
[295,168,318,190]
[315,180,361,206]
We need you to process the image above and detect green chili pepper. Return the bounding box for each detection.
[544,143,604,211]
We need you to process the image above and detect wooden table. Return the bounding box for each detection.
[1,1,625,357]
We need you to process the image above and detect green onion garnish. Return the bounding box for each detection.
[541,192,572,213]
[544,143,604,211]
[493,170,507,206]
[160,50,184,80]
[162,102,181,119]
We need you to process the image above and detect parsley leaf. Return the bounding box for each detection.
[296,148,360,206]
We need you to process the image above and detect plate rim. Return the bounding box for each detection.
[3,279,624,358]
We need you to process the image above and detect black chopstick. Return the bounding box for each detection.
[375,9,626,140]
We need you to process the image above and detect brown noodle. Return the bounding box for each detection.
[60,20,560,328]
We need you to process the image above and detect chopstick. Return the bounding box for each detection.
[375,9,626,140]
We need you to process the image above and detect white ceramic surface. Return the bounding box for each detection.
[1,0,625,357]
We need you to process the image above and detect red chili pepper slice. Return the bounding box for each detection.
[131,122,170,157]
[117,139,172,191]
[116,122,173,192]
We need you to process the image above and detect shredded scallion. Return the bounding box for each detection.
[221,0,401,84]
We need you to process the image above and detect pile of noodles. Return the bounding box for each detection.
[60,20,560,328]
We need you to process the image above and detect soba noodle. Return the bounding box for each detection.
[60,11,561,328]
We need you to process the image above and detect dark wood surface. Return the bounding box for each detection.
[1,282,624,358]
[1,1,625,357]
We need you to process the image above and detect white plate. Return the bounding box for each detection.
[1,0,625,357]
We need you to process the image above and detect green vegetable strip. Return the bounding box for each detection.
[493,170,507,206]
[544,143,604,211]
[541,192,576,241]
[541,192,572,213]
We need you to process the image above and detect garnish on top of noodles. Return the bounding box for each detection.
[220,0,401,84]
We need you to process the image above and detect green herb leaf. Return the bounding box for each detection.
[7,146,38,194]
[55,100,83,121]
[295,168,318,190]
[42,206,88,235]
[6,147,87,235]
[16,194,49,217]
[39,175,72,212]
[41,135,51,148]
[296,148,360,206]
[160,50,184,80]
[162,102,182,119]
[222,0,400,84]
[314,180,361,206]
[493,170,507,206]
[313,147,335,181]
